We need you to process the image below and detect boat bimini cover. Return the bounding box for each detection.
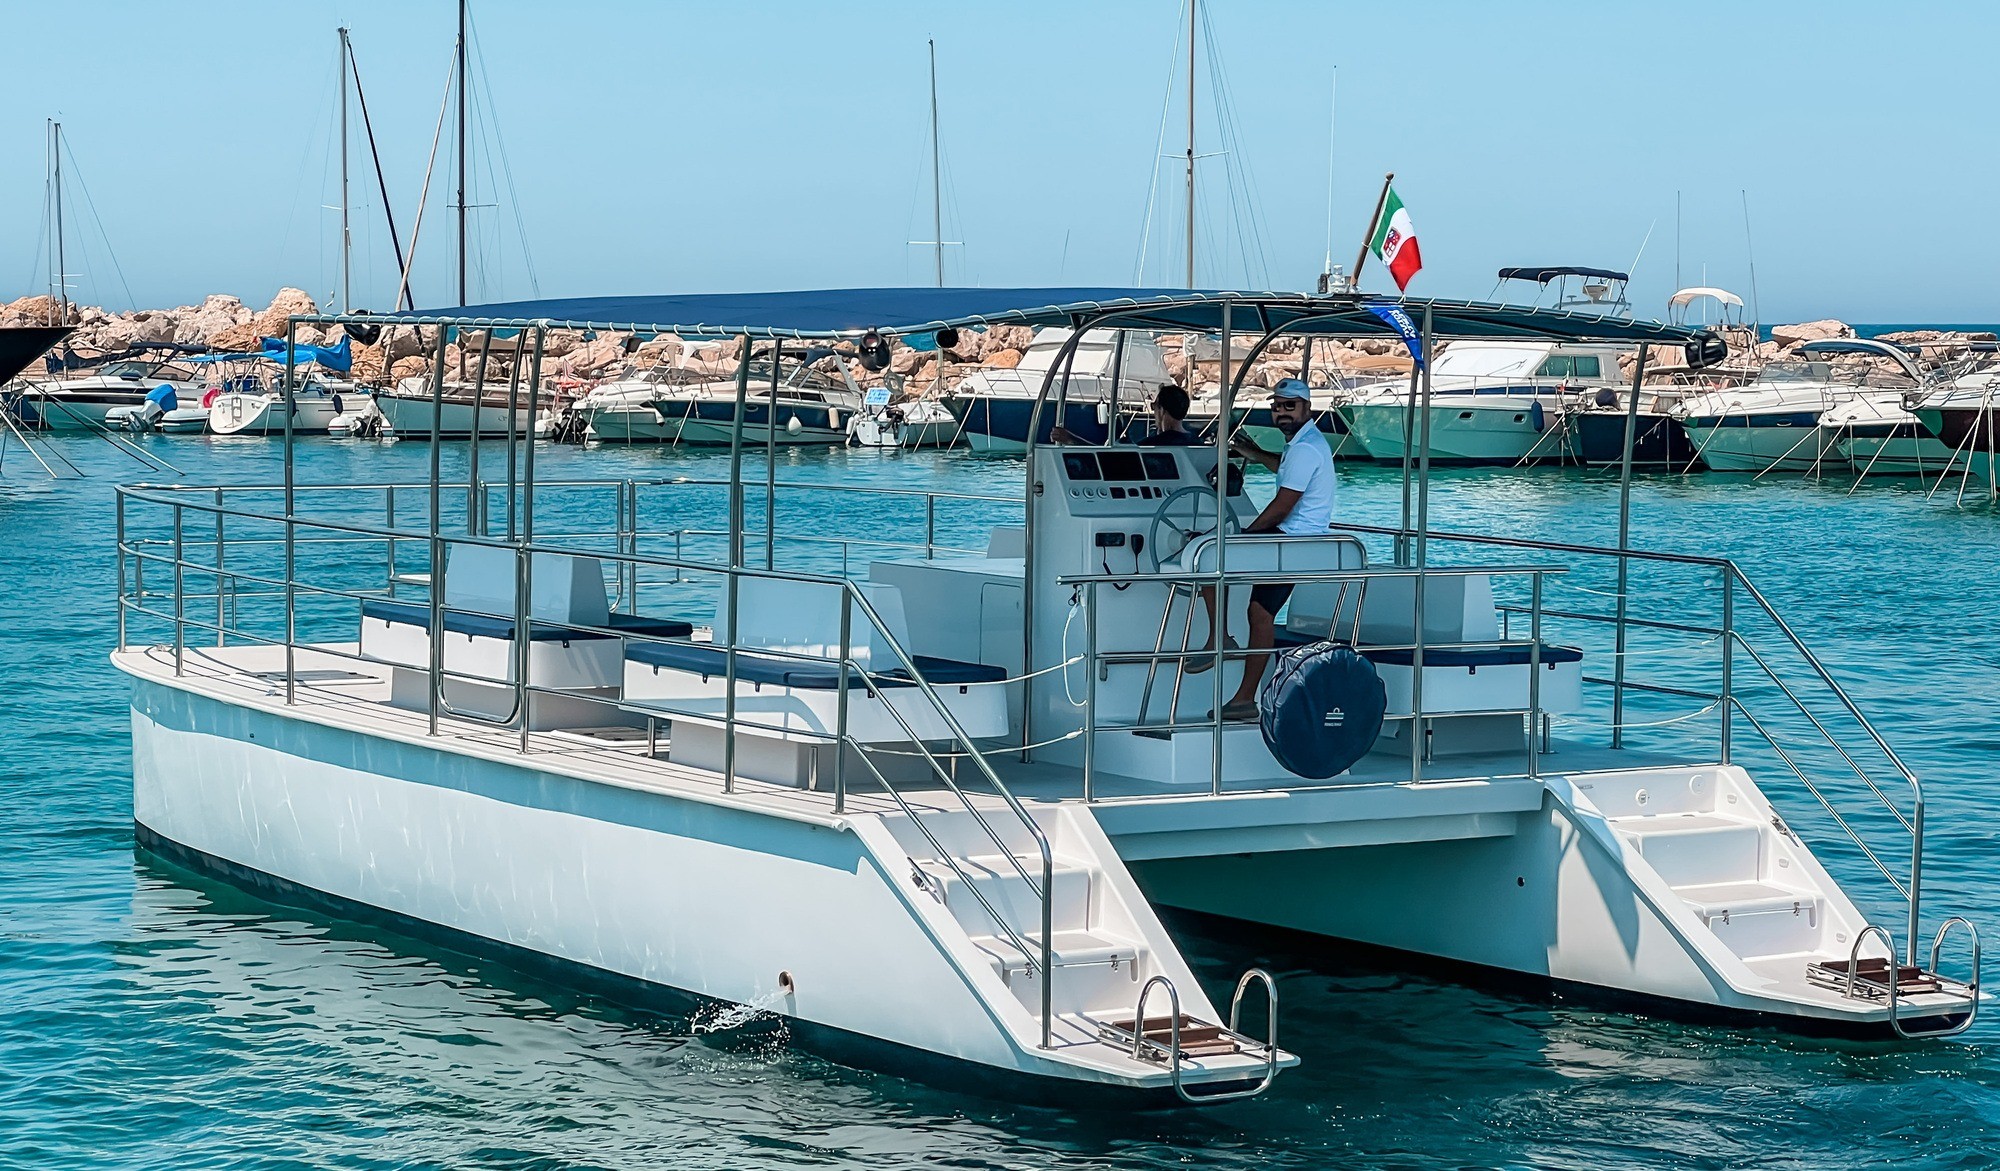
[1257,642,1386,779]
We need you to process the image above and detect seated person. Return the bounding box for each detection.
[1187,379,1337,721]
[1050,385,1192,446]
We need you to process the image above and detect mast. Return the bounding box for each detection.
[1184,0,1196,288]
[929,39,943,287]
[456,0,467,306]
[51,121,68,322]
[339,27,352,313]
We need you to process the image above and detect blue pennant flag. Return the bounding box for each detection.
[1362,301,1425,367]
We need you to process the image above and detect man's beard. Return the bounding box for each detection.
[1275,415,1302,437]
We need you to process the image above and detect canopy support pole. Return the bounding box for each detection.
[1209,299,1232,795]
[1409,305,1434,783]
[1612,344,1651,749]
[724,334,752,794]
[766,342,780,569]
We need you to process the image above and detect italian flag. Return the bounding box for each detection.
[1368,186,1422,290]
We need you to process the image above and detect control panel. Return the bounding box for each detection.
[1054,447,1239,514]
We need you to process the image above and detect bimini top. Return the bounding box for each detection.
[1669,286,1745,309]
[341,287,1704,345]
[1497,267,1631,285]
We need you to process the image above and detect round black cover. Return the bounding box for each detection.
[1257,643,1386,779]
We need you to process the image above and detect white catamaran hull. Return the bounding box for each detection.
[122,665,1282,1100]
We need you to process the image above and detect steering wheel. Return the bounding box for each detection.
[1146,484,1241,572]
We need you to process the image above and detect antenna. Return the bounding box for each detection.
[1321,68,1337,284]
[929,40,943,287]
[1625,218,1657,283]
[1674,190,1682,292]
[1740,189,1763,330]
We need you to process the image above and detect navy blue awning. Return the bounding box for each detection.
[346,287,1703,345]
[1497,267,1630,284]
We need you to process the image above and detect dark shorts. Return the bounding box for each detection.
[1250,582,1295,616]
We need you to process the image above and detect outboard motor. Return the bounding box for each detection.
[1258,642,1387,779]
[134,383,179,431]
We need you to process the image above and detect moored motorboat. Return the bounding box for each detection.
[948,327,1172,452]
[1676,338,1924,474]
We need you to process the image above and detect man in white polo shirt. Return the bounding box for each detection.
[1188,378,1338,721]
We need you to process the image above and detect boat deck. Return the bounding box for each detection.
[118,640,1693,854]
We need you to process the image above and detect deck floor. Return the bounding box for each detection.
[120,641,1697,834]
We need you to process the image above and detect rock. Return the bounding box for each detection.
[986,324,1033,353]
[1,294,71,327]
[207,322,261,353]
[1770,319,1852,349]
[984,348,1023,370]
[248,288,319,341]
[388,356,430,381]
[890,345,924,375]
[178,294,252,343]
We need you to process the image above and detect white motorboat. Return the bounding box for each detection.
[111,291,1981,1108]
[1340,267,1641,466]
[376,376,566,439]
[948,328,1173,452]
[1676,339,1925,474]
[1822,395,1960,477]
[12,351,205,432]
[847,391,959,448]
[572,366,712,442]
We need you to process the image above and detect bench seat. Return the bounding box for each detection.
[625,638,1006,690]
[363,598,691,642]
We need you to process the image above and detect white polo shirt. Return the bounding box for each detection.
[1275,424,1337,535]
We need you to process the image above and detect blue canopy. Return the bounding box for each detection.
[1497,267,1630,285]
[260,334,352,372]
[358,287,1703,345]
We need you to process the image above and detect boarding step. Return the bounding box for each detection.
[1672,881,1819,922]
[1612,811,1764,887]
[911,854,1094,936]
[1806,957,1951,1002]
[969,929,1145,981]
[1672,879,1825,960]
[1098,1014,1245,1060]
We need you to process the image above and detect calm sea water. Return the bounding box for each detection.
[5,433,2000,1170]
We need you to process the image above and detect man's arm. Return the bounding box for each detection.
[1229,430,1282,471]
[1245,487,1303,533]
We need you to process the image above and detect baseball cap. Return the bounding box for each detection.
[1271,378,1312,401]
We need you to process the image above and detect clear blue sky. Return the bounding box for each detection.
[3,0,1991,323]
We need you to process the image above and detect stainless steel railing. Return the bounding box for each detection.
[1335,520,1929,965]
[114,477,1065,1048]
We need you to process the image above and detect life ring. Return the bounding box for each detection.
[200,387,222,409]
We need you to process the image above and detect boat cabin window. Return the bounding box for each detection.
[1533,354,1602,379]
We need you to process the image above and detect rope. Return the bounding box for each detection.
[860,727,1085,759]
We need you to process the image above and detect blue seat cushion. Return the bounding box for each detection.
[362,598,619,642]
[624,639,1006,690]
[606,613,695,639]
[1360,643,1583,668]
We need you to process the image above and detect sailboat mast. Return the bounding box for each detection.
[929,39,943,288]
[456,0,467,306]
[1184,0,1196,289]
[51,121,67,321]
[339,27,352,313]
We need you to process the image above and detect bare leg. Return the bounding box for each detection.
[1227,601,1278,707]
[1192,586,1221,650]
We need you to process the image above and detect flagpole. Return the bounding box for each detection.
[1351,171,1394,289]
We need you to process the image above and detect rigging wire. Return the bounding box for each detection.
[1133,0,1188,284]
[467,10,542,299]
[57,136,137,312]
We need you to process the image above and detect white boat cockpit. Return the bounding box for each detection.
[111,290,1983,1107]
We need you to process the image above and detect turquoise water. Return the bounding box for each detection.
[6,434,2000,1169]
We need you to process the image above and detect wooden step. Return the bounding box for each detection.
[1101,1013,1243,1059]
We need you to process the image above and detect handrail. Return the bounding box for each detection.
[114,481,1061,1050]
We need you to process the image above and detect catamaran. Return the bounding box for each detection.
[112,288,1981,1106]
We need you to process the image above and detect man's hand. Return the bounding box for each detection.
[1230,430,1281,471]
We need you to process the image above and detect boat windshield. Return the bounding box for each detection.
[1429,343,1547,378]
